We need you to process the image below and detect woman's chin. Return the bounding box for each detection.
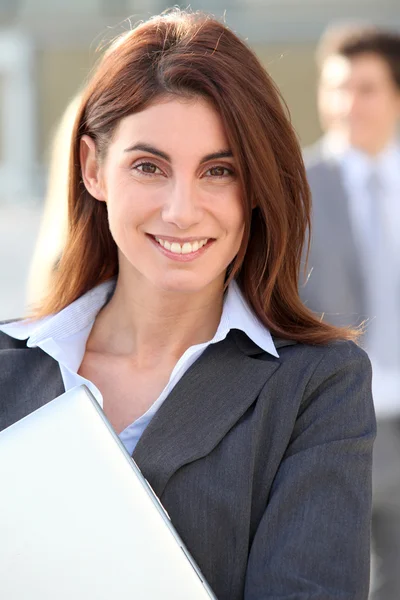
[151,272,224,296]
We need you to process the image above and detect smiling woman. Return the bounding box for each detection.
[0,9,375,600]
[79,98,244,295]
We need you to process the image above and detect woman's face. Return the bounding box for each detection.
[81,97,244,295]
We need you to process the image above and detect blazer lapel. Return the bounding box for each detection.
[132,331,280,497]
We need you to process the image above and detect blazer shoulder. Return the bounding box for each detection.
[271,340,375,448]
[302,342,372,422]
[0,330,28,350]
[274,339,371,397]
[278,338,370,370]
[311,339,370,370]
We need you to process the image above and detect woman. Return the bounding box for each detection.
[0,10,375,599]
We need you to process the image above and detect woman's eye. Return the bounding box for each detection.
[134,162,163,176]
[206,166,234,178]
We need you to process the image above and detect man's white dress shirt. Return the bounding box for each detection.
[0,280,278,453]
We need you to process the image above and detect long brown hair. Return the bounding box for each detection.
[34,9,357,344]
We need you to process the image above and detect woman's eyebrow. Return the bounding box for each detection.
[200,150,233,164]
[124,143,171,161]
[123,143,233,164]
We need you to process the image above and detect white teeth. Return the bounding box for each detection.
[170,242,182,254]
[154,237,209,254]
[181,242,192,255]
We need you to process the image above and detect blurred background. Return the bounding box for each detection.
[0,0,399,318]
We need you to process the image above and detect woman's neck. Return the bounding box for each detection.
[86,274,224,368]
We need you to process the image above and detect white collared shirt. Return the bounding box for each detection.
[323,136,400,418]
[322,136,400,260]
[0,280,278,453]
[339,142,400,262]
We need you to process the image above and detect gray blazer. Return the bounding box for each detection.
[0,328,375,599]
[301,141,368,329]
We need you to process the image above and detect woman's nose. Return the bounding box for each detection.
[161,181,203,229]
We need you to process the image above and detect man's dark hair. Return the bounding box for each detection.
[316,24,400,89]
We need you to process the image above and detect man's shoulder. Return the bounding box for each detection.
[303,141,336,175]
[303,139,322,162]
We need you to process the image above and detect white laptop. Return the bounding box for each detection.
[0,385,216,600]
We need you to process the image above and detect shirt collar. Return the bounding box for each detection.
[221,280,278,356]
[320,131,349,159]
[0,280,114,346]
[0,279,278,358]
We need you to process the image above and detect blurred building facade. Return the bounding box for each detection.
[0,0,398,204]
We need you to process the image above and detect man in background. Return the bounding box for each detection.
[302,25,400,600]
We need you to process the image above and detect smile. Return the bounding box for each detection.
[147,234,214,262]
[154,236,209,255]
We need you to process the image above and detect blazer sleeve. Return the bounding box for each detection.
[244,342,376,600]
